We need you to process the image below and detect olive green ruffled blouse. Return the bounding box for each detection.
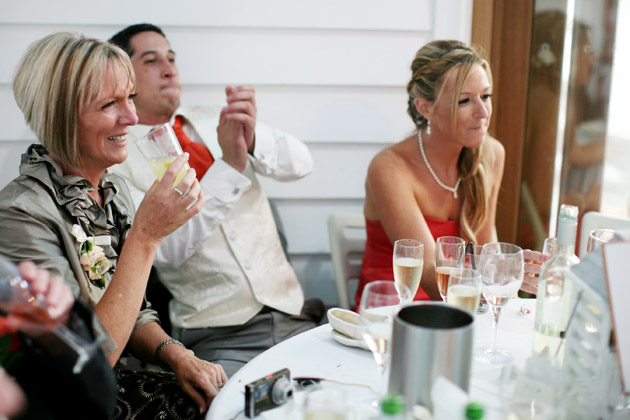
[0,145,159,355]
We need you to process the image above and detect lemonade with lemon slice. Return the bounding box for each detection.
[146,156,190,188]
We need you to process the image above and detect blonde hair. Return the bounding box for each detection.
[12,32,135,173]
[406,40,494,243]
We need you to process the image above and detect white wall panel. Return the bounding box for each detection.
[273,199,365,254]
[259,142,385,199]
[0,25,428,87]
[1,85,416,144]
[3,0,432,32]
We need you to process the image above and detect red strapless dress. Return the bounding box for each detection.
[354,217,460,311]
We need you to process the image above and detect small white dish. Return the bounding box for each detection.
[331,330,369,351]
[327,307,362,339]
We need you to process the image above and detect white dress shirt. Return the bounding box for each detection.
[112,105,312,328]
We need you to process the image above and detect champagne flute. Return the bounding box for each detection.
[0,257,100,373]
[359,281,408,395]
[586,228,615,255]
[434,236,466,301]
[474,242,524,364]
[447,268,482,314]
[393,239,424,302]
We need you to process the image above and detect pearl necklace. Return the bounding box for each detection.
[417,130,461,199]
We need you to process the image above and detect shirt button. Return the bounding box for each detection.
[229,234,236,241]
[245,263,252,270]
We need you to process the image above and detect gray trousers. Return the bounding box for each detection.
[176,302,323,377]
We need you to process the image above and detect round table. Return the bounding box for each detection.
[206,298,536,419]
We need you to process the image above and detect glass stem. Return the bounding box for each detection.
[379,360,388,395]
[52,324,93,374]
[490,305,502,352]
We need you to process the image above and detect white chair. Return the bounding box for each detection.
[578,211,630,258]
[327,213,366,309]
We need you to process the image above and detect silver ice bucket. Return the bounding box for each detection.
[388,302,474,410]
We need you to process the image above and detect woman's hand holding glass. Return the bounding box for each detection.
[435,236,466,301]
[393,239,424,302]
[0,258,96,373]
[133,153,205,243]
[475,242,524,364]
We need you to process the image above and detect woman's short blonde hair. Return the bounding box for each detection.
[12,32,135,172]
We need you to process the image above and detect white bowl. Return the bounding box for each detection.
[327,307,362,339]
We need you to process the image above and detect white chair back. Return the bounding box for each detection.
[327,213,366,309]
[578,211,630,258]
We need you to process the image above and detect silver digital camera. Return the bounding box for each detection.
[244,368,293,418]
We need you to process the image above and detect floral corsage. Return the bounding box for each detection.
[71,225,112,288]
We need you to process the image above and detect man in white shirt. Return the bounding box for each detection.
[110,24,323,376]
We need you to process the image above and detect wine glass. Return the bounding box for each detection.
[0,257,100,373]
[359,281,408,395]
[474,242,524,364]
[446,268,482,314]
[586,228,615,255]
[393,239,424,302]
[434,236,466,301]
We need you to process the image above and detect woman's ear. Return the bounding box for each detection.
[414,97,434,120]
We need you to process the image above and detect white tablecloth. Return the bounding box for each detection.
[206,299,536,420]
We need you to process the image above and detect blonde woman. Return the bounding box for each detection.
[0,33,226,418]
[356,40,504,308]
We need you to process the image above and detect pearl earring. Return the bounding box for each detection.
[426,120,431,135]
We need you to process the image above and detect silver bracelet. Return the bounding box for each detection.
[154,338,185,368]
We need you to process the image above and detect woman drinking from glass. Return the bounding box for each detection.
[0,32,227,419]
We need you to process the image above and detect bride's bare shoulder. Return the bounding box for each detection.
[484,136,505,169]
[368,137,416,175]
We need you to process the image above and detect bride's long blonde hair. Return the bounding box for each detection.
[406,40,494,244]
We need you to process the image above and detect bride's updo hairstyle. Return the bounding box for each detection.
[406,40,494,244]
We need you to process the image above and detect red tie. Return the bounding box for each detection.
[171,115,214,180]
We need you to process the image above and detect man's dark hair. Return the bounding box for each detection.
[109,23,166,56]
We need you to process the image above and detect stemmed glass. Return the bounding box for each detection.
[359,281,409,395]
[474,242,524,364]
[586,229,615,255]
[392,239,424,302]
[0,257,100,373]
[435,236,466,301]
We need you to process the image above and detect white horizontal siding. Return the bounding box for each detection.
[0,0,472,306]
[2,0,432,31]
[1,84,417,143]
[0,25,428,86]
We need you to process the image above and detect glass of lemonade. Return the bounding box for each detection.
[135,123,190,188]
[446,268,482,314]
[393,239,423,302]
[434,236,466,301]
